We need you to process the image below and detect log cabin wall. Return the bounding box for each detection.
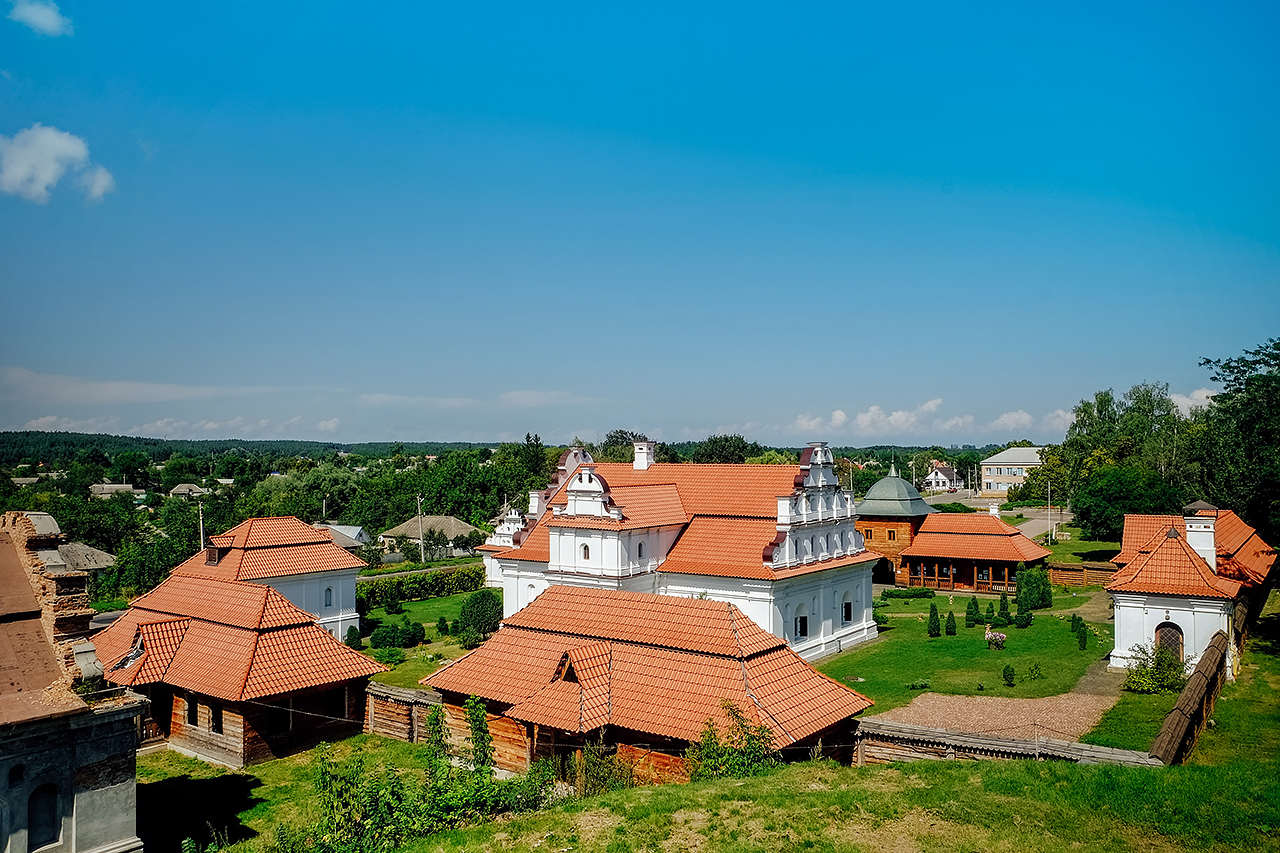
[438,695,532,773]
[616,743,689,784]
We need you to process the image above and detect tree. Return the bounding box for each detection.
[927,603,941,638]
[965,596,979,628]
[436,616,449,636]
[343,625,363,650]
[459,588,503,635]
[1073,466,1186,541]
[998,591,1010,620]
[691,434,765,464]
[945,611,957,636]
[1016,564,1052,612]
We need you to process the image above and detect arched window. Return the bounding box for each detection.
[1155,622,1184,662]
[28,783,59,850]
[637,541,645,560]
[581,544,590,561]
[324,587,333,608]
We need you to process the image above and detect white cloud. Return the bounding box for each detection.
[1171,388,1214,416]
[358,392,478,409]
[0,123,113,203]
[919,398,942,414]
[790,409,847,434]
[7,0,72,36]
[23,414,120,432]
[931,414,974,432]
[989,410,1035,432]
[317,418,339,432]
[1,366,268,405]
[497,390,588,408]
[1040,409,1075,434]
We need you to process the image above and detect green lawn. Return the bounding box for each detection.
[875,588,1093,617]
[89,597,129,612]
[1080,691,1179,751]
[1037,524,1120,564]
[362,590,499,688]
[820,604,1112,713]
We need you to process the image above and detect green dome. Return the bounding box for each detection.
[856,470,937,518]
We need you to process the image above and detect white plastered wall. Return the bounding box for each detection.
[258,568,360,638]
[1110,592,1234,675]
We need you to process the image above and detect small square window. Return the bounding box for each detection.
[794,615,808,639]
[888,529,897,541]
[210,704,223,734]
[842,601,852,624]
[864,529,872,540]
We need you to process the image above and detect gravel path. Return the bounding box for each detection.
[870,691,1119,742]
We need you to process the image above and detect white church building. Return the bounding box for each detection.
[482,441,883,661]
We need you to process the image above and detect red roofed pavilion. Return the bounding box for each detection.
[899,513,1051,592]
[425,586,873,782]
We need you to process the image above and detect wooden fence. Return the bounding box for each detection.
[1048,562,1116,587]
[364,681,442,743]
[1148,630,1230,765]
[854,718,1162,768]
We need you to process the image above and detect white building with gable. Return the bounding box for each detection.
[482,440,882,660]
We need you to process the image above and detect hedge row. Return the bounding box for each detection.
[357,563,486,610]
[881,587,935,600]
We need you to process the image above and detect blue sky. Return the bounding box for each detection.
[2,2,1277,446]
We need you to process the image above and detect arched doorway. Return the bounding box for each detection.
[1155,622,1184,662]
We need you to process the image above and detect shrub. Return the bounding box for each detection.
[343,625,363,650]
[906,679,931,690]
[450,619,461,635]
[369,624,403,649]
[945,611,957,635]
[359,564,487,610]
[686,700,779,781]
[872,610,889,627]
[423,704,446,760]
[1016,565,1053,611]
[927,603,941,638]
[1070,613,1083,633]
[370,646,405,666]
[399,617,425,648]
[998,591,1011,620]
[1078,628,1088,650]
[1014,612,1034,629]
[881,587,935,599]
[965,596,979,628]
[465,694,494,775]
[1027,662,1044,680]
[459,588,503,636]
[933,502,977,513]
[1002,664,1016,686]
[985,601,996,623]
[990,614,1009,629]
[457,625,483,649]
[437,616,450,635]
[1123,642,1192,694]
[383,592,403,615]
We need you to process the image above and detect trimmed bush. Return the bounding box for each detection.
[945,611,957,635]
[357,563,487,611]
[369,624,403,649]
[1014,612,1033,629]
[965,596,979,628]
[1078,627,1088,650]
[985,601,996,624]
[881,587,936,599]
[998,591,1010,620]
[990,614,1009,629]
[927,603,941,638]
[459,588,503,636]
[343,625,363,650]
[437,616,450,636]
[1002,664,1016,686]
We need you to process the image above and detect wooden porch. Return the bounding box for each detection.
[904,559,1019,594]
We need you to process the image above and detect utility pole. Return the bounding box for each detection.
[416,494,426,563]
[1047,479,1052,544]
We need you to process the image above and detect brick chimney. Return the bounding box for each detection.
[1183,500,1218,571]
[634,441,656,471]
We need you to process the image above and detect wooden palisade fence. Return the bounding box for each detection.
[1148,630,1230,765]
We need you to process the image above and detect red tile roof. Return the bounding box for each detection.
[1113,511,1273,586]
[96,574,384,701]
[1107,526,1241,599]
[180,516,366,581]
[545,463,796,517]
[547,484,689,531]
[427,586,872,743]
[899,514,1051,563]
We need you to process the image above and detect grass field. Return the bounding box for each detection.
[1080,691,1179,750]
[362,589,491,687]
[1037,524,1120,564]
[819,597,1112,713]
[874,588,1093,616]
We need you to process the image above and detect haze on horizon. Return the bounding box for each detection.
[2,3,1277,447]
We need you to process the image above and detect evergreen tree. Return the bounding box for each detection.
[343,625,362,650]
[985,601,996,623]
[945,610,957,636]
[1078,626,1089,650]
[965,596,979,627]
[927,602,942,638]
[437,616,449,635]
[998,591,1010,620]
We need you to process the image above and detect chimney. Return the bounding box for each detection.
[528,490,544,518]
[988,503,1000,516]
[1183,500,1218,571]
[634,441,656,470]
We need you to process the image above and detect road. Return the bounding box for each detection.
[920,490,1072,538]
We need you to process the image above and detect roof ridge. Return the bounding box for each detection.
[507,624,745,659]
[238,629,260,701]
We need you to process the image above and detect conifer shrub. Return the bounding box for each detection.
[945,610,957,635]
[1002,664,1016,686]
[991,614,1010,629]
[965,596,979,628]
[1014,611,1034,629]
[998,591,1010,620]
[399,616,426,647]
[459,588,503,636]
[1078,627,1088,650]
[437,616,449,635]
[457,625,483,649]
[985,601,996,623]
[927,603,942,637]
[370,646,405,666]
[343,625,363,650]
[383,590,403,615]
[369,623,403,649]
[451,619,461,635]
[1016,563,1053,612]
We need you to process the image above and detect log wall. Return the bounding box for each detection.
[616,744,689,784]
[1149,630,1230,765]
[1048,562,1117,587]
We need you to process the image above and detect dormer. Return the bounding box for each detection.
[562,464,620,518]
[798,442,841,489]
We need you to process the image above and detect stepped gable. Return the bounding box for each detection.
[427,586,872,743]
[95,572,383,702]
[899,513,1050,563]
[174,515,365,581]
[1106,526,1240,599]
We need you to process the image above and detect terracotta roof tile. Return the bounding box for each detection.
[1113,511,1273,586]
[97,573,384,701]
[210,516,332,549]
[546,463,797,517]
[1107,527,1241,599]
[429,586,872,743]
[503,519,551,563]
[900,514,1050,563]
[179,517,365,582]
